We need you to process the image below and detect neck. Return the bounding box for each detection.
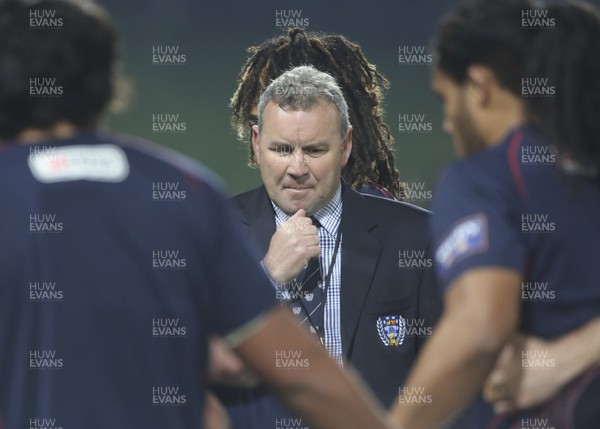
[482,92,525,148]
[17,122,82,144]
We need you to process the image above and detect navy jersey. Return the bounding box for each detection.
[0,133,277,428]
[359,180,397,200]
[431,126,600,428]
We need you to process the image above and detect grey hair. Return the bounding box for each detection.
[257,65,350,140]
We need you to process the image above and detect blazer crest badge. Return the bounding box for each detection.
[377,315,406,347]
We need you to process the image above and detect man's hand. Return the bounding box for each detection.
[234,306,398,429]
[207,336,260,388]
[203,391,231,429]
[485,335,564,412]
[485,322,600,414]
[483,335,529,412]
[390,268,521,429]
[263,209,320,283]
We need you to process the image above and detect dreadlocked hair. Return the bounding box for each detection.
[525,1,600,181]
[230,27,404,200]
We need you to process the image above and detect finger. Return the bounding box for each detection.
[513,395,534,411]
[493,400,515,414]
[495,342,516,367]
[303,235,320,247]
[291,209,306,218]
[297,237,319,250]
[279,217,311,234]
[483,382,495,402]
[301,225,318,236]
[289,216,313,228]
[484,368,504,396]
[306,244,321,258]
[483,381,510,403]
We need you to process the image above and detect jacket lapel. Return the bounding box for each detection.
[237,186,276,255]
[340,186,382,358]
[236,184,382,359]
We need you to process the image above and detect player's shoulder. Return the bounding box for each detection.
[110,133,226,193]
[0,132,225,195]
[348,187,431,226]
[229,185,268,212]
[438,128,528,196]
[431,127,539,223]
[230,186,262,204]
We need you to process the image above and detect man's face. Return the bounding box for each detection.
[252,101,352,216]
[431,69,487,157]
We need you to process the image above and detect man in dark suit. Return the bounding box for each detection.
[215,65,441,429]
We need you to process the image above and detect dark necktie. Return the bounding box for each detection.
[291,218,323,336]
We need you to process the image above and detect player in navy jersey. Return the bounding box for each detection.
[0,1,400,428]
[391,1,600,428]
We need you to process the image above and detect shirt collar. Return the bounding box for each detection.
[271,183,342,236]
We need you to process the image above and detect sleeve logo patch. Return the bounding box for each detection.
[435,213,488,274]
[28,144,130,183]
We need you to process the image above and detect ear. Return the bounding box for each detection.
[465,65,496,108]
[251,124,261,165]
[340,125,353,168]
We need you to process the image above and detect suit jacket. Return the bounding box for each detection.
[217,183,442,425]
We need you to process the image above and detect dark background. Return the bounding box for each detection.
[94,0,574,207]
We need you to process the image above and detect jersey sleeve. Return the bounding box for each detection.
[431,163,527,292]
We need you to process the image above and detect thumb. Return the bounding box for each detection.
[292,209,306,218]
[493,400,515,415]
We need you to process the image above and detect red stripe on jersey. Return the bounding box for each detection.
[367,180,397,200]
[507,130,527,204]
